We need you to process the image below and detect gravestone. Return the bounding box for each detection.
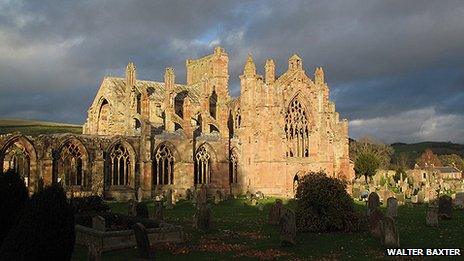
[417,191,425,203]
[128,199,137,217]
[352,187,361,199]
[197,185,208,206]
[185,188,193,200]
[250,198,258,206]
[269,199,283,225]
[279,207,296,246]
[137,187,143,203]
[386,197,398,218]
[136,202,149,218]
[165,189,173,209]
[92,215,106,231]
[214,190,222,204]
[369,208,384,238]
[438,195,452,219]
[382,216,400,247]
[133,223,151,259]
[426,208,438,227]
[411,195,418,204]
[255,191,264,199]
[454,192,464,208]
[367,192,380,216]
[87,243,101,261]
[153,200,163,221]
[194,203,212,232]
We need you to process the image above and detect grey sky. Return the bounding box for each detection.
[0,0,463,143]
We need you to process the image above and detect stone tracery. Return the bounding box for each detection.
[153,144,174,185]
[285,97,310,158]
[194,145,211,184]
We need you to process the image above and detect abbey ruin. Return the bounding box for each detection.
[0,47,354,200]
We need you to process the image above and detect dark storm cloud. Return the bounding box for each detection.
[0,0,463,143]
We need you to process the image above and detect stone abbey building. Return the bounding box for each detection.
[0,47,353,200]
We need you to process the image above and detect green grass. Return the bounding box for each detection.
[0,118,82,136]
[72,198,464,260]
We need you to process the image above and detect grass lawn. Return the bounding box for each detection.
[72,198,464,260]
[0,125,82,136]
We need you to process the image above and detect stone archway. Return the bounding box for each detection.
[0,135,38,193]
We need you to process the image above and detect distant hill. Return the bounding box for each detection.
[391,141,464,166]
[0,119,82,136]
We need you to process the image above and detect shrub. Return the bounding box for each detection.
[295,171,365,233]
[0,184,75,260]
[0,170,28,246]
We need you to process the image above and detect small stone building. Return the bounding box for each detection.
[0,47,354,200]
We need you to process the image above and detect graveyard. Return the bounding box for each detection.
[69,196,464,260]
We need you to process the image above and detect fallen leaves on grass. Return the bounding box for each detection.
[197,238,248,253]
[235,248,291,260]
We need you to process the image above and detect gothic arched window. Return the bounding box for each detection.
[109,144,131,186]
[136,93,142,114]
[153,144,174,185]
[194,146,211,184]
[229,150,238,184]
[285,98,310,158]
[97,99,110,135]
[3,144,30,185]
[60,141,85,186]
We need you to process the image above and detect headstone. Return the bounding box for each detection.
[137,187,143,203]
[367,192,380,216]
[369,208,384,238]
[214,190,222,204]
[132,223,151,259]
[153,200,163,221]
[386,197,398,218]
[92,215,106,231]
[136,202,149,218]
[352,187,361,199]
[128,199,137,217]
[417,191,424,203]
[197,185,208,206]
[411,195,418,204]
[438,195,452,219]
[426,208,438,227]
[185,188,193,200]
[87,243,101,261]
[255,191,264,199]
[165,189,173,209]
[279,207,296,246]
[193,203,212,232]
[269,199,283,225]
[454,192,464,208]
[382,216,400,247]
[250,198,258,206]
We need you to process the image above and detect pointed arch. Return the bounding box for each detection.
[152,142,177,186]
[194,143,216,185]
[104,139,136,188]
[285,95,310,158]
[56,137,89,188]
[229,147,238,184]
[96,97,111,135]
[209,90,217,119]
[0,135,38,191]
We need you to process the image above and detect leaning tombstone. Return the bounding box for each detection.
[194,203,212,232]
[152,200,163,221]
[165,189,173,209]
[367,192,380,216]
[382,216,400,247]
[137,187,143,203]
[279,207,297,246]
[92,215,106,231]
[386,197,398,218]
[369,208,384,238]
[128,199,137,217]
[269,199,283,225]
[132,223,152,259]
[426,208,439,227]
[438,195,452,219]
